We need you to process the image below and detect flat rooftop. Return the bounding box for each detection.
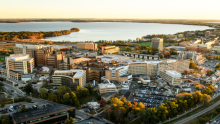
[165,70,181,77]
[54,69,85,78]
[12,104,74,124]
[9,54,33,61]
[15,44,43,49]
[98,83,116,88]
[73,70,85,78]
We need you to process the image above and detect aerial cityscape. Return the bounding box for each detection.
[1,0,220,124]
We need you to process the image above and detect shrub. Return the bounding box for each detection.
[216,107,220,112]
[26,98,32,103]
[198,117,207,123]
[0,101,5,108]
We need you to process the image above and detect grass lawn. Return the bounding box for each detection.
[138,42,152,46]
[120,47,126,50]
[186,36,196,41]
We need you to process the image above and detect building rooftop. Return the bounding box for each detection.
[54,69,85,78]
[42,66,49,72]
[140,75,150,80]
[45,45,69,50]
[165,70,181,77]
[12,104,74,124]
[9,54,32,61]
[15,44,43,49]
[98,83,116,88]
[73,70,85,78]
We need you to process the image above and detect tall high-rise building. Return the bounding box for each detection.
[152,38,163,51]
[2,54,34,81]
[14,44,57,67]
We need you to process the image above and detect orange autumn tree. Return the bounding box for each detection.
[122,97,126,102]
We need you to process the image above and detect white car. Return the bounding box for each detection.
[9,106,14,111]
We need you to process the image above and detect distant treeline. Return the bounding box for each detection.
[0,19,220,27]
[0,28,79,41]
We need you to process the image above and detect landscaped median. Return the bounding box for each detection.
[162,93,220,124]
[187,105,220,124]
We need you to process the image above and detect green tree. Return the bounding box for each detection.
[207,69,214,76]
[42,79,49,88]
[0,115,10,124]
[110,110,116,121]
[40,88,48,99]
[0,82,4,90]
[216,107,220,112]
[47,92,58,102]
[24,82,33,94]
[76,86,89,98]
[57,86,70,100]
[87,84,94,94]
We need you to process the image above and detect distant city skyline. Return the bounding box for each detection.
[1,0,220,19]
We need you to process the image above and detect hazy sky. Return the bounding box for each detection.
[1,0,220,19]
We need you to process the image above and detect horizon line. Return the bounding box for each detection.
[0,18,220,21]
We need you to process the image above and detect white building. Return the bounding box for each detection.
[98,83,117,94]
[159,70,182,86]
[2,54,34,81]
[52,69,86,90]
[87,102,100,109]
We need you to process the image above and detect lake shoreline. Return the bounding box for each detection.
[0,22,215,42]
[0,21,218,28]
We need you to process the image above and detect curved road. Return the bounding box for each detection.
[174,100,220,124]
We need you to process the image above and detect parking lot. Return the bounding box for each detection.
[201,60,219,70]
[129,85,176,109]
